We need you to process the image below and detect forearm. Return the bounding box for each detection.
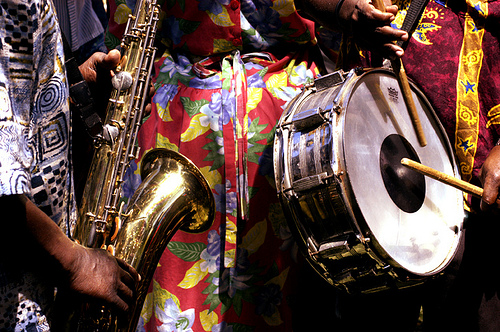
[296,0,407,59]
[0,195,79,280]
[295,0,348,31]
[295,0,388,31]
[22,196,80,272]
[0,194,137,312]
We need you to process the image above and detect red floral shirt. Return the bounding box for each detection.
[107,0,316,57]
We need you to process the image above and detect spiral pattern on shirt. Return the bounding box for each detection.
[35,76,65,115]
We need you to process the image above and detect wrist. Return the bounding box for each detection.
[23,198,83,280]
[335,0,357,32]
[335,0,348,28]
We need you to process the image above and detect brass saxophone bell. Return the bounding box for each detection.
[55,0,216,327]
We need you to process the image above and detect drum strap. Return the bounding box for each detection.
[396,0,430,49]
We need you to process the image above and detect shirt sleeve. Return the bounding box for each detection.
[0,0,40,196]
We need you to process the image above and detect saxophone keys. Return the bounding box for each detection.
[106,245,115,256]
[111,71,133,91]
[109,215,121,242]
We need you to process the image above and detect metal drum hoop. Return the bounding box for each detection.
[274,67,464,294]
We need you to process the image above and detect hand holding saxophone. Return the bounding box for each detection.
[78,49,121,84]
[77,49,122,119]
[61,245,141,314]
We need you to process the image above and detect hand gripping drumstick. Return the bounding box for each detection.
[372,0,427,147]
[401,158,483,198]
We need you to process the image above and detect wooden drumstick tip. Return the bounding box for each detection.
[393,60,427,147]
[372,0,386,10]
[400,158,483,198]
[371,0,428,147]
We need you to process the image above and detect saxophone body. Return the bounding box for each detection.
[67,0,215,330]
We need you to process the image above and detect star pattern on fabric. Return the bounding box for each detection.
[469,20,479,32]
[474,3,485,16]
[461,80,476,94]
[458,137,474,153]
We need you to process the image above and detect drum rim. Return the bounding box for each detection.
[273,68,465,293]
[338,68,464,276]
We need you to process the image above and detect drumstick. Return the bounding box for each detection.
[372,0,427,147]
[401,158,483,198]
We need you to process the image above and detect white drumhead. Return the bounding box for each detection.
[343,70,463,276]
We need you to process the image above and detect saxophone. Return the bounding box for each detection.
[64,0,215,330]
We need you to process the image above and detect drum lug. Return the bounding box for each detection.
[313,70,345,92]
[292,106,328,131]
[292,172,332,192]
[333,69,358,105]
[315,236,350,257]
[306,237,319,255]
[310,235,368,260]
[335,171,344,182]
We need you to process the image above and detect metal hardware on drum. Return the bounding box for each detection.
[274,67,464,294]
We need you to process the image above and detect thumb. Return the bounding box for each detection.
[100,49,121,70]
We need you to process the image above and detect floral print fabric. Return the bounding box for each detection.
[106,0,322,330]
[125,49,320,331]
[106,0,316,57]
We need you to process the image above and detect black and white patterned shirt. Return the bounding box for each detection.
[0,0,76,329]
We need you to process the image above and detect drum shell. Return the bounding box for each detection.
[274,68,464,294]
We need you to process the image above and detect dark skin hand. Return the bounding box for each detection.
[0,50,142,316]
[0,195,140,313]
[73,49,154,204]
[298,0,500,213]
[341,0,408,60]
[78,49,154,116]
[78,49,121,83]
[78,49,121,118]
[297,0,408,60]
[479,146,500,212]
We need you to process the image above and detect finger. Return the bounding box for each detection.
[101,49,121,70]
[480,178,500,211]
[116,257,141,283]
[149,84,156,98]
[368,9,394,22]
[375,25,408,42]
[117,280,135,304]
[144,104,152,117]
[364,2,394,22]
[110,292,130,314]
[89,51,108,67]
[385,5,399,15]
[384,43,405,59]
[79,56,100,83]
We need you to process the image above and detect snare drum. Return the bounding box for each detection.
[274,68,464,294]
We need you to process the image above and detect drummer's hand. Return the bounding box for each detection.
[297,0,407,60]
[338,0,408,60]
[479,145,500,211]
